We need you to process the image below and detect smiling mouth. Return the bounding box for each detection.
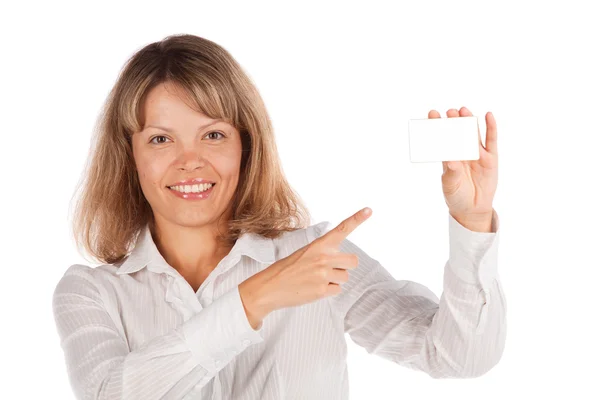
[166,182,216,193]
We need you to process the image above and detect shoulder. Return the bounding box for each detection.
[271,221,333,257]
[53,264,98,299]
[304,221,334,242]
[52,263,119,306]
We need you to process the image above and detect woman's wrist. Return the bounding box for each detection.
[239,277,272,329]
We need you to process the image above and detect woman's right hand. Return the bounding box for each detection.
[239,207,373,326]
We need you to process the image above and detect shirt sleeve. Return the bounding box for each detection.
[307,208,506,379]
[52,264,265,400]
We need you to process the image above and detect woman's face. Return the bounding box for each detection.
[131,82,243,229]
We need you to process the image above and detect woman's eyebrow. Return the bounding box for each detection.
[145,119,224,133]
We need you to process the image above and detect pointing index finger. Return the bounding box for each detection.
[319,207,372,247]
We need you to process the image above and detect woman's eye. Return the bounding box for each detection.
[206,131,225,140]
[149,135,170,144]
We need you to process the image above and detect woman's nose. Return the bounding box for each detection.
[176,149,207,170]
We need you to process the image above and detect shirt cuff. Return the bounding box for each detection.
[447,208,500,289]
[179,285,265,374]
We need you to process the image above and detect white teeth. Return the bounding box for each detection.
[169,183,214,193]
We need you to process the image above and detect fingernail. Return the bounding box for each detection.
[363,207,372,215]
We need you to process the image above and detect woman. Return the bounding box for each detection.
[53,34,506,400]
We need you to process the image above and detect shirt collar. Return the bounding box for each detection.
[116,223,276,276]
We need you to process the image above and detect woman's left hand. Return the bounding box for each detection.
[430,107,498,229]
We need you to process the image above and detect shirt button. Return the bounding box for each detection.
[482,289,490,304]
[242,339,251,346]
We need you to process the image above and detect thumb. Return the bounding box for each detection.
[442,161,460,173]
[447,161,460,171]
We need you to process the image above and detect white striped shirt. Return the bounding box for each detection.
[52,209,505,399]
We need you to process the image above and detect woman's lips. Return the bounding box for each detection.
[167,183,215,200]
[167,178,216,186]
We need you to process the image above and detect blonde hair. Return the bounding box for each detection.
[70,34,311,265]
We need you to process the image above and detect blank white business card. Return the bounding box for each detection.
[408,116,480,162]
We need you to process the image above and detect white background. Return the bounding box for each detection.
[2,0,599,399]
